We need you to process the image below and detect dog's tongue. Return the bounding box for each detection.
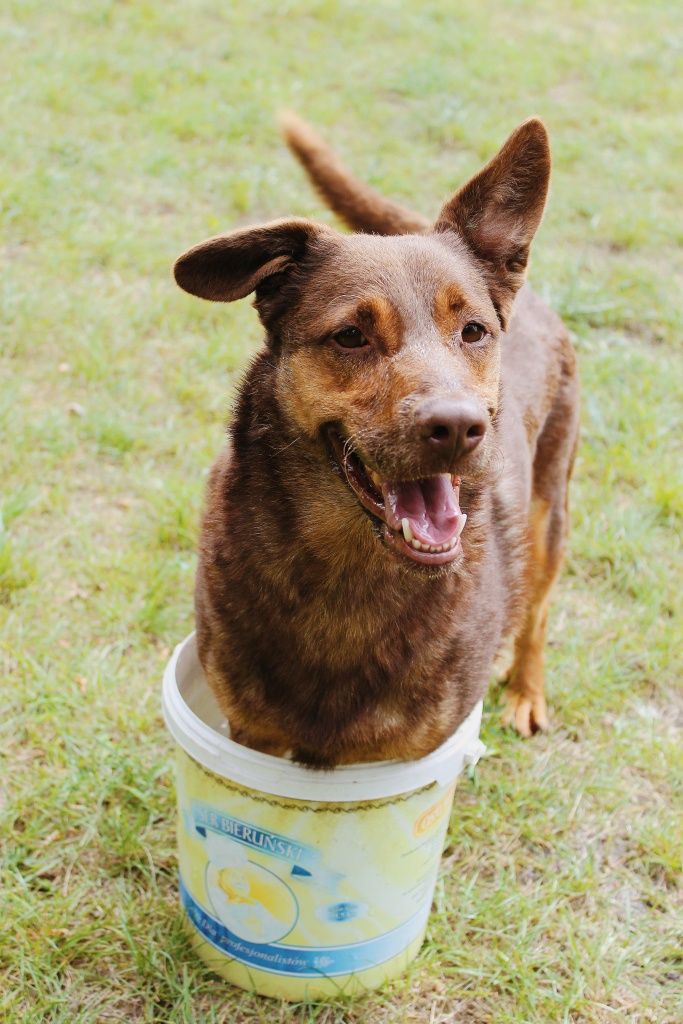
[382,474,462,545]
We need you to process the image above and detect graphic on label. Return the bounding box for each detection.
[317,901,367,924]
[413,784,456,836]
[206,860,299,944]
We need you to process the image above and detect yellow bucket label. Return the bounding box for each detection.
[175,748,458,995]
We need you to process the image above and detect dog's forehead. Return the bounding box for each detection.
[314,232,491,313]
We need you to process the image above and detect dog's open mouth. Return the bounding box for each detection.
[327,430,466,565]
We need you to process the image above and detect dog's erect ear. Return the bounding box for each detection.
[173,218,326,303]
[434,119,551,329]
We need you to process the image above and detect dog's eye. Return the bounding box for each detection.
[332,326,369,349]
[461,322,487,344]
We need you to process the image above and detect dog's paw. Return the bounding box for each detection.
[501,690,549,738]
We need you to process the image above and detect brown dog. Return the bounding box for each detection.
[173,115,579,768]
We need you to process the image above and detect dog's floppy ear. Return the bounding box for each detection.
[434,119,551,329]
[173,218,325,303]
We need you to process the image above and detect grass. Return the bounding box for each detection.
[1,1,681,1021]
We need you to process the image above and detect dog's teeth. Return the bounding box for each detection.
[406,534,463,555]
[369,469,382,488]
[401,518,414,543]
[455,514,467,540]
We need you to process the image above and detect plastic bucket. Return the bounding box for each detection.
[162,633,485,1000]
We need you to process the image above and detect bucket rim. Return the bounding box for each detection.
[162,632,484,802]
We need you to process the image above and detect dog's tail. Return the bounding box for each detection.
[280,112,429,236]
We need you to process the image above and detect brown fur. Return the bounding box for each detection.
[174,116,579,767]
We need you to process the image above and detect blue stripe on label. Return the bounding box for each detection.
[179,876,427,978]
[191,801,321,870]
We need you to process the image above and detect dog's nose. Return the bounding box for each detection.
[416,398,487,458]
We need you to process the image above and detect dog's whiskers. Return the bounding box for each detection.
[269,434,301,455]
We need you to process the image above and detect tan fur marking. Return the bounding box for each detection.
[502,496,563,736]
[432,284,469,335]
[357,296,404,354]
